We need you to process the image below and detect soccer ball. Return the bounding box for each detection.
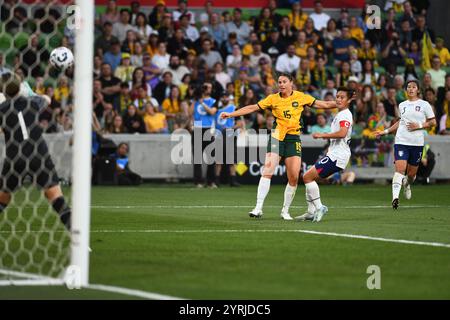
[49,47,74,70]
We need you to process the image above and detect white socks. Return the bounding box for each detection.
[255,177,271,211]
[306,192,316,214]
[282,183,297,214]
[392,172,404,200]
[305,181,322,210]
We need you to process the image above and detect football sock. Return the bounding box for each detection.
[305,181,322,210]
[52,196,71,231]
[306,192,316,214]
[255,177,271,211]
[282,183,297,214]
[392,172,404,200]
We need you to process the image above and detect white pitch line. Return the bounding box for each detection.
[90,204,449,209]
[89,229,450,249]
[86,283,184,300]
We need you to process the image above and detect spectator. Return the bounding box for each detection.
[249,42,271,73]
[407,41,421,66]
[101,0,120,24]
[332,26,358,66]
[213,62,231,91]
[394,75,406,103]
[363,102,393,137]
[349,48,362,80]
[358,39,377,64]
[336,8,350,29]
[295,59,312,93]
[199,39,223,70]
[435,37,450,67]
[99,63,122,110]
[167,28,192,61]
[194,27,219,55]
[133,85,158,114]
[208,13,228,46]
[349,16,364,44]
[220,32,240,59]
[94,55,103,79]
[383,86,399,118]
[112,9,136,43]
[106,114,125,134]
[162,85,182,130]
[119,82,133,114]
[130,41,144,67]
[143,103,169,133]
[427,55,446,91]
[279,16,296,45]
[375,74,388,100]
[267,0,282,27]
[148,0,168,29]
[226,8,251,46]
[311,56,331,90]
[19,34,49,78]
[151,42,171,73]
[309,0,330,32]
[226,44,242,80]
[254,7,274,42]
[172,0,195,25]
[323,19,341,52]
[162,55,190,86]
[103,39,122,72]
[421,72,433,94]
[398,18,413,48]
[34,1,61,34]
[288,1,308,31]
[293,30,308,59]
[129,67,151,100]
[114,143,142,185]
[123,104,146,133]
[153,71,174,105]
[275,44,300,75]
[262,28,285,59]
[179,13,199,43]
[381,31,407,68]
[54,75,71,107]
[335,61,353,87]
[95,22,119,56]
[360,59,378,87]
[199,0,214,27]
[157,12,174,43]
[114,53,135,83]
[412,15,435,43]
[404,59,419,82]
[129,1,141,25]
[311,114,331,134]
[121,29,138,54]
[320,78,337,100]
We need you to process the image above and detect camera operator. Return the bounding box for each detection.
[381,31,407,68]
[190,82,218,188]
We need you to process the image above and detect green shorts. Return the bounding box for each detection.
[267,134,302,158]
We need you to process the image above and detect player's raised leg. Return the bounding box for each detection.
[249,152,280,218]
[281,156,301,220]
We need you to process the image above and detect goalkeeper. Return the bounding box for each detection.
[0,73,71,230]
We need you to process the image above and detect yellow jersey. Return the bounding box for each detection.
[257,90,316,141]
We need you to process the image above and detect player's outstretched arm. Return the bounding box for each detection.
[373,120,400,138]
[312,100,337,109]
[313,126,349,139]
[220,104,259,119]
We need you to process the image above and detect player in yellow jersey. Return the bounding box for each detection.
[220,73,337,220]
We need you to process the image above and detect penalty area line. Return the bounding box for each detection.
[90,229,450,249]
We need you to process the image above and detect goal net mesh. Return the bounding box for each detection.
[0,0,75,284]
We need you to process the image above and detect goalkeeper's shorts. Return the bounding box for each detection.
[0,155,60,193]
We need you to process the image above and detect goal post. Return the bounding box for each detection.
[0,0,94,288]
[70,0,94,288]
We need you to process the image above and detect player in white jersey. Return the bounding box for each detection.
[374,79,436,209]
[296,87,355,222]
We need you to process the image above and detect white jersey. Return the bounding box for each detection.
[327,108,353,169]
[0,81,37,104]
[395,99,435,146]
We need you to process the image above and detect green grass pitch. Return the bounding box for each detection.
[1,183,450,299]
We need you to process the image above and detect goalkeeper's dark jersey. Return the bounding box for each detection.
[0,95,59,192]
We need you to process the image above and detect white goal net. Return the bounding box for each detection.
[0,0,92,286]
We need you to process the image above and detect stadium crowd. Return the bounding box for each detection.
[1,0,450,140]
